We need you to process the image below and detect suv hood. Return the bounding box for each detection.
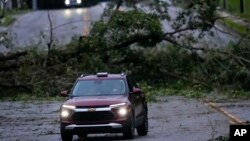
[63,95,128,107]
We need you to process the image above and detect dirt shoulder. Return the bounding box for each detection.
[0,96,249,141]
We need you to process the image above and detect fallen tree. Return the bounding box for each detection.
[0,0,249,97]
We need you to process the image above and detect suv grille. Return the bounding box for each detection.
[71,111,114,122]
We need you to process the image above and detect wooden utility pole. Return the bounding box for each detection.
[240,0,245,13]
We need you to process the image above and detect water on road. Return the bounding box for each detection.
[6,2,107,50]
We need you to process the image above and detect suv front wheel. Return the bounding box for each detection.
[123,115,135,139]
[61,128,73,141]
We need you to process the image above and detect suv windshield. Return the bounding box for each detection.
[72,79,126,96]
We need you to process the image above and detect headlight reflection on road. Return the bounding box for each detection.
[65,8,87,16]
[63,8,89,36]
[76,8,83,15]
[64,9,72,17]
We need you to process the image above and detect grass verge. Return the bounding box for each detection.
[223,18,248,35]
[5,9,30,15]
[0,9,30,26]
[219,0,250,21]
[139,82,250,102]
[0,15,15,26]
[0,93,64,102]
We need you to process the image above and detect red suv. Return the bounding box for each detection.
[60,72,148,141]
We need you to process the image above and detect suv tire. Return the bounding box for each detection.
[77,133,87,139]
[123,115,135,139]
[61,128,73,141]
[137,109,148,136]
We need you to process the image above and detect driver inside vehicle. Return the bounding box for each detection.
[111,80,125,94]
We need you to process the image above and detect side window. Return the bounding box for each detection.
[126,76,133,92]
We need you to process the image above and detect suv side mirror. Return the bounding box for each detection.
[60,90,69,97]
[132,87,141,94]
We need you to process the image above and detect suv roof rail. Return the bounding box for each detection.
[80,74,89,77]
[121,72,126,76]
[97,72,108,77]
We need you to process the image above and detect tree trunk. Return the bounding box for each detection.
[223,0,227,9]
[46,10,53,66]
[240,0,244,13]
[0,1,7,19]
[6,0,12,10]
[116,0,123,10]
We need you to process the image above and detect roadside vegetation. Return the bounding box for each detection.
[0,8,30,26]
[219,0,250,20]
[0,0,250,103]
[222,18,248,34]
[0,15,15,26]
[217,0,250,35]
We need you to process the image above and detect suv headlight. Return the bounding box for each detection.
[60,105,75,118]
[118,107,128,117]
[110,103,130,117]
[65,0,70,5]
[77,0,82,4]
[61,110,70,118]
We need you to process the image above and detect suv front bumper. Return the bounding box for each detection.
[61,123,126,134]
[65,123,122,130]
[60,104,132,134]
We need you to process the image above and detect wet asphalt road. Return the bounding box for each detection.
[1,96,249,141]
[7,2,107,48]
